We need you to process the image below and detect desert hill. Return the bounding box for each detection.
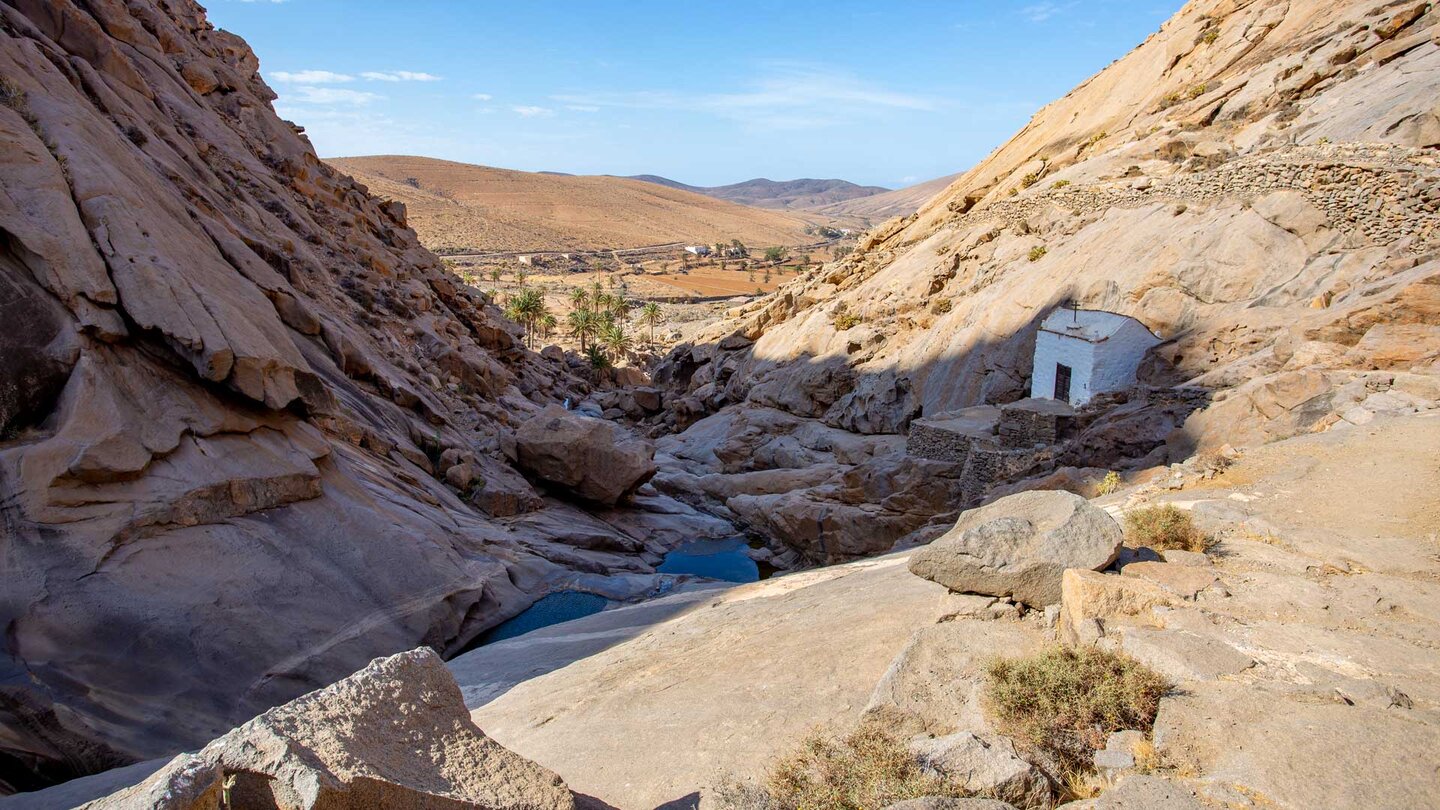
[814,171,963,222]
[327,155,821,253]
[627,174,890,210]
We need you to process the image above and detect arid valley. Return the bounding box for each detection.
[1,1,1438,809]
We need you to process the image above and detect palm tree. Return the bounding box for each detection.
[600,320,631,361]
[515,268,528,287]
[489,267,502,284]
[569,286,590,312]
[567,308,599,352]
[539,312,557,340]
[584,344,611,380]
[638,302,664,344]
[503,288,546,348]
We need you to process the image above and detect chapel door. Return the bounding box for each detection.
[1054,363,1072,402]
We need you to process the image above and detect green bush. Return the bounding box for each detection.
[1095,470,1121,496]
[1028,246,1047,262]
[1123,504,1209,552]
[985,645,1170,771]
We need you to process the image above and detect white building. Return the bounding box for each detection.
[1030,308,1161,406]
[684,245,711,256]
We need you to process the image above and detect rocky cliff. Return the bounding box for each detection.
[0,0,719,794]
[650,0,1440,562]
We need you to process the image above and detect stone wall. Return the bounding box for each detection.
[906,421,984,464]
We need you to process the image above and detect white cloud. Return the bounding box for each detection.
[564,104,600,112]
[285,86,382,105]
[512,105,555,118]
[472,93,494,101]
[361,71,443,82]
[270,70,353,84]
[1020,2,1075,22]
[551,62,938,131]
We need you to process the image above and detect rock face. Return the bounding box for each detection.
[0,0,725,792]
[909,491,1122,605]
[513,406,657,505]
[83,649,577,810]
[644,0,1440,563]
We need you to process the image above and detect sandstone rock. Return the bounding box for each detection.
[911,732,1051,808]
[445,462,478,490]
[83,649,575,809]
[1074,774,1205,809]
[1059,569,1174,644]
[513,405,657,505]
[909,491,1123,606]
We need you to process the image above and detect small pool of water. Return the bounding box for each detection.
[657,537,773,583]
[477,591,609,645]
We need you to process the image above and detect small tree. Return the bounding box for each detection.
[637,302,664,343]
[764,245,789,264]
[489,267,502,284]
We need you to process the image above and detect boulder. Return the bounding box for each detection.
[514,405,657,505]
[910,732,1051,808]
[909,491,1123,606]
[83,649,575,809]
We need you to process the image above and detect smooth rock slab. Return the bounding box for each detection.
[910,491,1123,606]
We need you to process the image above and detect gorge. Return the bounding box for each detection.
[1,0,1439,808]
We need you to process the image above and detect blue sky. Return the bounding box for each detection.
[208,1,1184,188]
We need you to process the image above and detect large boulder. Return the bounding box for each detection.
[514,405,657,505]
[83,649,576,809]
[908,491,1122,606]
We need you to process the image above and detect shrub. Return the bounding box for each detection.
[1187,82,1208,99]
[0,76,27,113]
[930,298,953,315]
[1051,179,1071,189]
[985,645,1170,771]
[1028,245,1047,262]
[1020,172,1040,188]
[831,302,861,331]
[1095,470,1121,496]
[760,723,968,810]
[1123,504,1209,552]
[1201,28,1219,44]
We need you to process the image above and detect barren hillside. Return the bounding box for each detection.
[328,156,822,253]
[815,171,963,222]
[627,175,891,210]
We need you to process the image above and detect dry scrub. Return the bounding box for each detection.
[714,722,970,810]
[1124,505,1210,552]
[985,645,1170,771]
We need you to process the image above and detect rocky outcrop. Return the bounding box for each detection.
[513,406,657,505]
[83,649,577,809]
[909,491,1122,606]
[646,0,1440,512]
[0,0,722,792]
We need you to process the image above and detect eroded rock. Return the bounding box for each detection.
[909,491,1123,606]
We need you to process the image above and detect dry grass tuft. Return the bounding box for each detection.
[1124,504,1210,552]
[748,722,969,810]
[1095,471,1122,496]
[985,645,1170,772]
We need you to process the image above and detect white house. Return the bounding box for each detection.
[1030,308,1161,406]
[684,245,711,256]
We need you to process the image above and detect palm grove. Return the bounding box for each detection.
[501,279,665,373]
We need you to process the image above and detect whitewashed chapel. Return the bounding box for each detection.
[1031,308,1161,406]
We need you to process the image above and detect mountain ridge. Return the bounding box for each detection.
[327,155,824,253]
[625,174,891,210]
